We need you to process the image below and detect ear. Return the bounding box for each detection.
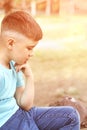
[7,38,15,50]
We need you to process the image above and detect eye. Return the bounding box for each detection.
[27,45,35,50]
[27,47,32,50]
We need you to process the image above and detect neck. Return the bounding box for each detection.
[0,49,10,69]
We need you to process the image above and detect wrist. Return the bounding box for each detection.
[25,75,34,80]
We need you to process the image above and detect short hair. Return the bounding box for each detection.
[1,11,43,41]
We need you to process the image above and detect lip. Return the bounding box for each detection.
[24,59,28,63]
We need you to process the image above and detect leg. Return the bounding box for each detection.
[33,106,80,130]
[0,108,39,130]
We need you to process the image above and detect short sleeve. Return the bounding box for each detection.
[16,71,25,87]
[0,73,4,92]
[0,72,6,99]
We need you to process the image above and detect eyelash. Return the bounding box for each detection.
[27,48,32,51]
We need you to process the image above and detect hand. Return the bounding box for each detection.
[15,62,33,79]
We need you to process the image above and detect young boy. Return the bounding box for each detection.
[0,11,80,130]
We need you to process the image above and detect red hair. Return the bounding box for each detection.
[1,11,43,41]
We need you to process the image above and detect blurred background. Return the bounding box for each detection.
[0,0,87,120]
[0,0,87,16]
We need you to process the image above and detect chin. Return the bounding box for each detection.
[21,61,27,64]
[16,59,28,65]
[15,61,23,65]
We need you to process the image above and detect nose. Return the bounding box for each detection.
[29,50,34,57]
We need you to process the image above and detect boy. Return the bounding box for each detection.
[0,11,80,130]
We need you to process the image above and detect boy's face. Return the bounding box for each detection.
[9,35,37,65]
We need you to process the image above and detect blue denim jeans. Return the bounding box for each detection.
[0,106,80,130]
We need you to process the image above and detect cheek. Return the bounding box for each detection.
[19,48,26,54]
[21,49,29,58]
[25,49,30,55]
[16,48,28,58]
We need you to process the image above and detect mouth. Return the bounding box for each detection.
[24,59,29,63]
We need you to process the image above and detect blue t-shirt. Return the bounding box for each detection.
[0,61,24,127]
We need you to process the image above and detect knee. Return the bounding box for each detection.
[69,107,80,124]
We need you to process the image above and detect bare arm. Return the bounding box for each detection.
[15,62,34,111]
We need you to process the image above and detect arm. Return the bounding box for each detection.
[15,62,34,111]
